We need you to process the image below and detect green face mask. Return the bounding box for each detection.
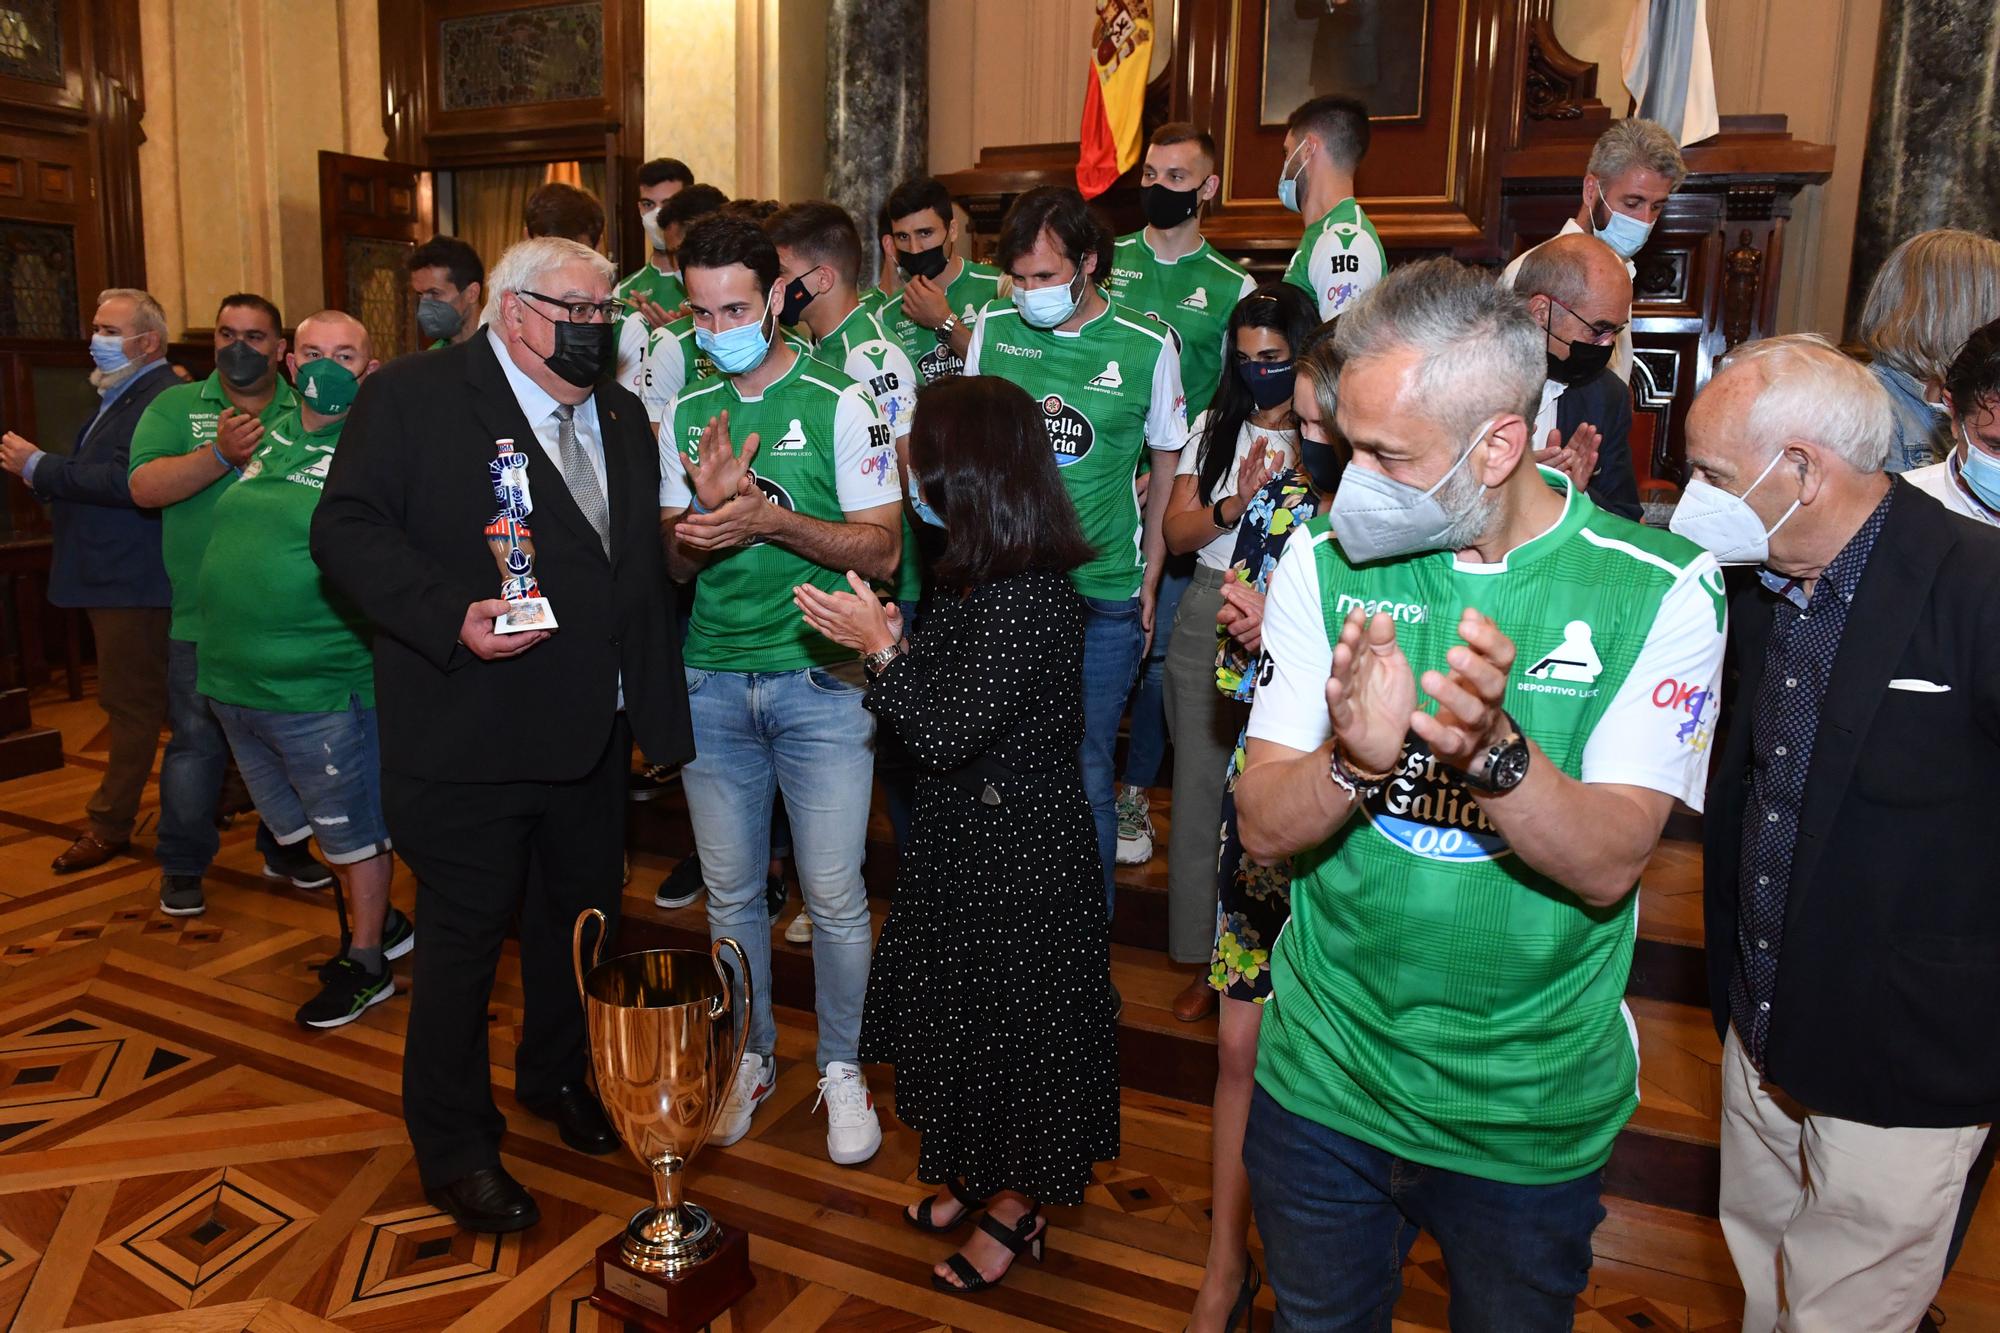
[295,356,361,416]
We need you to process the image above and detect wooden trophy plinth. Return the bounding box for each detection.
[588,1224,754,1332]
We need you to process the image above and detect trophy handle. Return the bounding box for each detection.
[706,937,752,1146]
[572,907,609,1009]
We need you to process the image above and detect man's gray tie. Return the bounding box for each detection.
[551,402,611,556]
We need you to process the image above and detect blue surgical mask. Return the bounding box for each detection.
[1013,269,1085,330]
[89,332,133,373]
[1277,139,1310,215]
[1589,190,1653,260]
[1328,419,1492,564]
[906,466,944,528]
[1958,421,2000,511]
[694,294,776,375]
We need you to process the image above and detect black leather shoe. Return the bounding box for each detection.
[426,1165,540,1233]
[522,1084,619,1155]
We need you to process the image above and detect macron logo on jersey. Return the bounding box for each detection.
[771,418,807,453]
[1335,593,1426,624]
[1089,360,1123,390]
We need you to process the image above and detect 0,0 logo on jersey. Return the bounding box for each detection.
[1361,738,1511,862]
[1041,395,1096,466]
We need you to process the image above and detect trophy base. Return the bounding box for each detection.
[588,1222,753,1333]
[495,597,556,633]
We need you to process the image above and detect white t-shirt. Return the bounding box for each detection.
[1175,411,1299,569]
[1905,455,1999,526]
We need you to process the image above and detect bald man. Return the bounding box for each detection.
[1512,233,1643,520]
[196,311,413,1028]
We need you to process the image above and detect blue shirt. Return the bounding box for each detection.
[23,358,169,486]
[1729,486,1895,1068]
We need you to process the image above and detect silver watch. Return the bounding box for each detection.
[937,313,958,337]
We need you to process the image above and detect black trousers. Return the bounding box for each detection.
[384,717,628,1189]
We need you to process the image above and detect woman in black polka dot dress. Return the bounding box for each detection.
[795,375,1118,1296]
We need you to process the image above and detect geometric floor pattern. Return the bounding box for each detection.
[1,684,1992,1330]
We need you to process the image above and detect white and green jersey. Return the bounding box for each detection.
[964,298,1188,601]
[615,263,686,313]
[660,350,899,672]
[1104,231,1257,415]
[622,313,809,428]
[809,303,924,604]
[1283,196,1387,320]
[882,257,1005,382]
[1248,470,1726,1184]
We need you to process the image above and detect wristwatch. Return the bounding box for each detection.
[1327,744,1393,801]
[1211,497,1236,530]
[1458,713,1530,794]
[862,643,903,679]
[937,313,959,338]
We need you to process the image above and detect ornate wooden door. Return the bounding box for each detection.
[318,151,433,361]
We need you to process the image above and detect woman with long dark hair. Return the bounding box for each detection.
[794,374,1116,1297]
[1156,283,1319,1023]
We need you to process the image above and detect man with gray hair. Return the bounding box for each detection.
[313,236,692,1234]
[1675,333,2000,1331]
[1234,258,1725,1326]
[2,288,181,874]
[1501,117,1689,382]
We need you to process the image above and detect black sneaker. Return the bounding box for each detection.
[297,956,394,1029]
[160,875,206,917]
[263,845,336,890]
[382,908,415,962]
[654,853,704,909]
[765,871,788,917]
[629,763,681,801]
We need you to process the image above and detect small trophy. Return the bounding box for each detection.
[572,910,756,1331]
[487,439,557,633]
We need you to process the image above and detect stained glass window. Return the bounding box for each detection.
[0,0,63,87]
[0,221,79,339]
[345,237,415,363]
[438,3,603,112]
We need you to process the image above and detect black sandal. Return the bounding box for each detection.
[903,1177,989,1235]
[931,1205,1046,1295]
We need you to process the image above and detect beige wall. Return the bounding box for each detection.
[928,0,1097,175]
[1550,0,1880,337]
[644,0,738,195]
[139,0,386,337]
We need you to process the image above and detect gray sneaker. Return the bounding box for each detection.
[1114,785,1154,865]
[160,875,206,917]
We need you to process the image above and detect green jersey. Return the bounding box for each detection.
[964,298,1187,600]
[1103,231,1257,415]
[857,287,891,318]
[882,257,1004,382]
[809,303,924,604]
[196,407,374,713]
[1247,472,1726,1183]
[615,263,686,314]
[127,372,298,643]
[1283,196,1387,321]
[661,350,899,671]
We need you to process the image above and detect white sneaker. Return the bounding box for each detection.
[710,1051,775,1148]
[815,1060,882,1165]
[784,911,814,944]
[1114,784,1154,864]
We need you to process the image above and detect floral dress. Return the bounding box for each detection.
[1207,469,1321,1001]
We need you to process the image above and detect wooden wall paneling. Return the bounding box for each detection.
[380,0,430,165]
[88,0,146,289]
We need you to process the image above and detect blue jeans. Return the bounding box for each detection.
[210,696,391,864]
[1120,562,1190,789]
[681,666,876,1069]
[1081,595,1145,916]
[158,638,279,876]
[1243,1084,1605,1332]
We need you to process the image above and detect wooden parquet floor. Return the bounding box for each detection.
[2,682,1996,1331]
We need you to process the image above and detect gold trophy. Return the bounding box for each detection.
[572,909,756,1331]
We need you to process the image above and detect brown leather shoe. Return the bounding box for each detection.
[1172,972,1219,1023]
[51,832,130,875]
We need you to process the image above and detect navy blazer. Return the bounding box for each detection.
[1553,368,1643,521]
[30,361,178,609]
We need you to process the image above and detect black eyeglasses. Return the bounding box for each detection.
[1548,295,1626,344]
[521,290,623,324]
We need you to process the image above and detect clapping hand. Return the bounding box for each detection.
[680,410,760,512]
[1215,573,1268,653]
[794,571,902,655]
[1234,437,1277,506]
[214,407,265,468]
[1534,422,1601,492]
[632,292,681,330]
[0,431,38,477]
[1324,607,1417,776]
[1409,608,1517,771]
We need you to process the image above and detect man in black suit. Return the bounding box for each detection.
[311,236,693,1233]
[1512,233,1643,519]
[1673,334,2000,1332]
[2,288,180,873]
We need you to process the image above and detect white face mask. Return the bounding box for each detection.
[1668,447,1801,566]
[1328,418,1494,564]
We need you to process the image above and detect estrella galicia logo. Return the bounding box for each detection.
[919,342,964,382]
[741,471,794,547]
[1040,394,1095,466]
[1361,738,1511,862]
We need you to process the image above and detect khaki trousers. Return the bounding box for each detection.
[82,607,169,843]
[1719,1027,1989,1333]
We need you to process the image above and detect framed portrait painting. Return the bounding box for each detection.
[1260,0,1431,124]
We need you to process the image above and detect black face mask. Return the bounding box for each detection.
[779,269,820,326]
[1141,182,1203,231]
[532,316,614,389]
[1544,303,1615,386]
[1298,429,1345,494]
[1237,359,1297,411]
[896,244,950,281]
[216,340,270,390]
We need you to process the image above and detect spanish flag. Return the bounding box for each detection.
[1077,0,1155,199]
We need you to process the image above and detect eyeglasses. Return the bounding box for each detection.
[521,291,623,324]
[1548,295,1626,344]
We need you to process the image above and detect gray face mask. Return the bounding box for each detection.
[1328,419,1497,564]
[417,295,464,343]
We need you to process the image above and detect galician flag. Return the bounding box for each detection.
[1077,0,1155,199]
